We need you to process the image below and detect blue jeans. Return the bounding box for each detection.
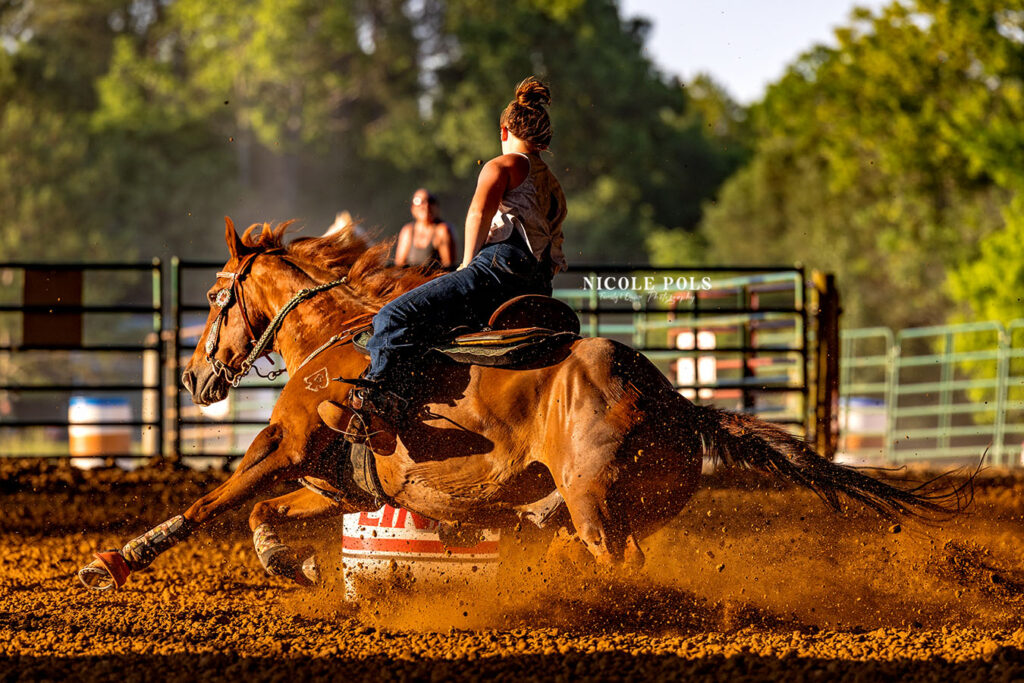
[365,239,551,386]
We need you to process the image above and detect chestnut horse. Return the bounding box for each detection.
[78,219,969,591]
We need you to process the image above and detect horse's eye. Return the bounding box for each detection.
[207,290,218,304]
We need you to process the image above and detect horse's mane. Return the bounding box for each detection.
[240,220,437,306]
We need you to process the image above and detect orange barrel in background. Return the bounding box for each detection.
[68,396,133,469]
[342,505,500,601]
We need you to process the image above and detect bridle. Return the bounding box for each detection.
[204,252,360,387]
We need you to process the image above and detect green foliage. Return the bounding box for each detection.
[0,0,740,265]
[687,0,1024,329]
[948,196,1024,324]
[0,102,119,260]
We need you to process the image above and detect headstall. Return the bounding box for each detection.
[204,253,349,387]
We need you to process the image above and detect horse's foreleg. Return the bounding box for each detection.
[184,424,290,524]
[248,486,353,585]
[78,425,292,591]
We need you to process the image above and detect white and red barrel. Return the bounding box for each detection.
[342,505,499,600]
[68,396,133,469]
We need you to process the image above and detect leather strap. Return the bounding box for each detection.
[350,441,392,509]
[297,439,393,510]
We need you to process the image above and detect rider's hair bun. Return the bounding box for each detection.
[501,76,553,148]
[515,77,551,109]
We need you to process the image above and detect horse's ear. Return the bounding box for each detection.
[224,216,245,259]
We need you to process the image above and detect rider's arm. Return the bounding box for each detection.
[461,159,510,269]
[435,222,456,268]
[461,154,529,268]
[394,224,413,266]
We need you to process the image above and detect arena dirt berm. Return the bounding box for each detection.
[2,459,1023,680]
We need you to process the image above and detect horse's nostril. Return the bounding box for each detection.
[181,370,195,393]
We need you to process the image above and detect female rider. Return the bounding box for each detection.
[349,76,567,437]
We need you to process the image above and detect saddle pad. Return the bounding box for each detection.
[353,328,373,353]
[436,329,578,366]
[354,326,577,367]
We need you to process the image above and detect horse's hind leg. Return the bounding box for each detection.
[550,422,700,573]
[560,489,616,566]
[551,441,634,569]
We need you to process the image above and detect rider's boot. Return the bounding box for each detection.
[318,377,406,455]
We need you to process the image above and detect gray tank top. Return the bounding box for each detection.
[406,239,442,267]
[403,221,449,267]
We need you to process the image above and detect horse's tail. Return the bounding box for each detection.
[686,402,976,521]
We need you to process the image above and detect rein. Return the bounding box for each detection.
[205,254,356,387]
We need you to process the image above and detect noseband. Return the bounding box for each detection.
[204,253,348,387]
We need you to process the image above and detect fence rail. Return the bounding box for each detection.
[1,259,834,463]
[0,261,164,460]
[840,320,1024,466]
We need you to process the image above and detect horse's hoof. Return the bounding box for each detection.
[78,550,131,591]
[300,553,320,586]
[260,543,317,586]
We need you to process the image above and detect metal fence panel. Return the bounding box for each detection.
[842,319,1024,467]
[174,262,814,459]
[0,262,164,461]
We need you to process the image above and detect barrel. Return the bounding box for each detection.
[68,396,133,469]
[342,505,500,601]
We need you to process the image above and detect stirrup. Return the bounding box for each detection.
[350,382,409,418]
[318,400,398,456]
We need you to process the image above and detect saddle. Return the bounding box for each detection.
[354,294,580,367]
[318,295,580,455]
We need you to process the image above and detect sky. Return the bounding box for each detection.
[618,0,889,103]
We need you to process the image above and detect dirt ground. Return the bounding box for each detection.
[1,459,1023,682]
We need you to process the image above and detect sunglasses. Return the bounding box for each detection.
[411,196,437,207]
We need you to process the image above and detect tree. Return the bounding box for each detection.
[1,0,742,265]
[688,1,1024,329]
[367,0,743,262]
[0,0,132,260]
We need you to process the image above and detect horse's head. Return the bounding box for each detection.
[181,218,270,404]
[181,216,381,405]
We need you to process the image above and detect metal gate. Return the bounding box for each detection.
[170,258,288,465]
[840,320,1024,466]
[553,266,817,430]
[0,259,835,463]
[0,262,164,461]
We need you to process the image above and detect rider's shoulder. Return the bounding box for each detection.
[485,153,530,171]
[483,154,530,189]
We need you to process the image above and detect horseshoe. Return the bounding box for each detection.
[77,550,131,591]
